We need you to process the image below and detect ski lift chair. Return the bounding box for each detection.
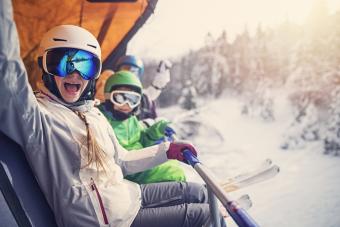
[0,132,58,227]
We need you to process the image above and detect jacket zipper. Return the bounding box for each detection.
[90,178,109,225]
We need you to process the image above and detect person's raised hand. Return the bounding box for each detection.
[157,59,172,73]
[152,60,172,89]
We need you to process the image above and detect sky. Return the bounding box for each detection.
[128,0,340,60]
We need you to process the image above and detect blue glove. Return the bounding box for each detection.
[164,126,176,140]
[153,126,176,145]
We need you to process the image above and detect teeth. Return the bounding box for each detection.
[65,82,80,85]
[64,83,80,91]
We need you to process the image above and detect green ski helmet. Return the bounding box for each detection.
[104,70,143,100]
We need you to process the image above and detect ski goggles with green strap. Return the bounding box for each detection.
[42,48,101,80]
[109,90,142,109]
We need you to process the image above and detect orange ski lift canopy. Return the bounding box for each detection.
[13,0,158,89]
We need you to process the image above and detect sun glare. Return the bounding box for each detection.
[128,0,340,59]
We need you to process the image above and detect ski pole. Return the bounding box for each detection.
[169,130,260,227]
[169,133,221,226]
[182,150,260,227]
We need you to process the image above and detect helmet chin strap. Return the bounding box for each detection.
[42,72,96,104]
[42,72,63,100]
[78,79,96,102]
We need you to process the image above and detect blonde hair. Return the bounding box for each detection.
[75,111,107,172]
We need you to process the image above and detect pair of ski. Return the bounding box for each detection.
[221,159,280,213]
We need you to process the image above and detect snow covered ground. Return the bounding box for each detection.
[159,97,340,227]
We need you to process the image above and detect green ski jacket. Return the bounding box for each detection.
[99,104,186,184]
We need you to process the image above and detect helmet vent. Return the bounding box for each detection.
[87,44,97,49]
[53,38,67,42]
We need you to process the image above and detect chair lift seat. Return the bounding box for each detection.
[0,132,58,227]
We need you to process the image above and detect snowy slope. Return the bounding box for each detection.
[158,97,340,227]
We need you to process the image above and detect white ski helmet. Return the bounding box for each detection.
[39,25,101,102]
[39,25,101,62]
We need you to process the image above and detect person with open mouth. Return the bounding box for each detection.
[0,1,226,226]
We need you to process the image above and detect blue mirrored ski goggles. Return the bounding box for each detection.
[43,48,101,80]
[110,90,141,109]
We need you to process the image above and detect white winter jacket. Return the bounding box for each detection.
[0,1,169,226]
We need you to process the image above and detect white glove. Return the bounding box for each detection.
[144,86,161,101]
[157,60,172,73]
[152,60,172,89]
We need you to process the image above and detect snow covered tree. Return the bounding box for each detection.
[178,80,197,110]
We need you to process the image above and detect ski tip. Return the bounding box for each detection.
[273,165,280,173]
[236,194,253,209]
[265,158,272,165]
[239,194,250,200]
